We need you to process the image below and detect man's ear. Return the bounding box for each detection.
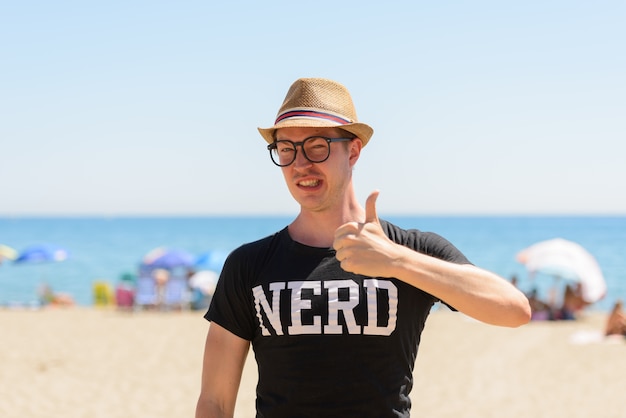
[349,138,363,165]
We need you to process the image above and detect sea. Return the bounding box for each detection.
[1,216,625,313]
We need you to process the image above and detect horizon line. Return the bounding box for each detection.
[1,212,625,219]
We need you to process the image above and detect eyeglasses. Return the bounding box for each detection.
[267,136,353,167]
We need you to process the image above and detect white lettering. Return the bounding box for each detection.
[287,281,322,335]
[253,282,286,336]
[253,279,398,336]
[324,280,360,334]
[363,279,397,336]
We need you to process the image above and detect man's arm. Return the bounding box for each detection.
[334,191,531,327]
[195,322,250,418]
[382,247,531,327]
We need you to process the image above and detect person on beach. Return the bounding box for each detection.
[195,78,532,418]
[605,299,626,337]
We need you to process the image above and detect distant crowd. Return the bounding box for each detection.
[511,275,625,338]
[91,267,216,312]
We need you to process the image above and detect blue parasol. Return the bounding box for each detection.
[14,244,70,264]
[194,250,229,272]
[141,247,195,270]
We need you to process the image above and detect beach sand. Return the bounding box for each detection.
[1,307,624,418]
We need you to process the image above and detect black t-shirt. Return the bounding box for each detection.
[206,220,470,418]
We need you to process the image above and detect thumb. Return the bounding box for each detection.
[365,190,380,224]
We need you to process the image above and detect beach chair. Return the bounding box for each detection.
[164,275,189,310]
[134,275,158,309]
[92,281,114,307]
[115,284,135,311]
[114,273,136,311]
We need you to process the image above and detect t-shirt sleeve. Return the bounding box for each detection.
[204,245,257,341]
[380,220,471,265]
[380,220,472,310]
[416,231,472,265]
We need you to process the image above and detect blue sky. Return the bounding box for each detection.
[1,1,624,216]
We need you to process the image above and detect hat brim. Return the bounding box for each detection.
[258,118,373,147]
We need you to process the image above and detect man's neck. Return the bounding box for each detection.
[288,203,365,248]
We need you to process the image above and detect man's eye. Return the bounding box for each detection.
[305,138,327,149]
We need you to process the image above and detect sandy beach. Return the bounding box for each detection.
[2,307,624,418]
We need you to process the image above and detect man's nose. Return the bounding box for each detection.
[292,146,312,168]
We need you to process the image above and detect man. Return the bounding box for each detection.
[196,78,531,418]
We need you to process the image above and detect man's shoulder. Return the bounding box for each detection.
[231,227,289,258]
[380,219,468,263]
[380,219,424,243]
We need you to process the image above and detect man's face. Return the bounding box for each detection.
[274,126,361,212]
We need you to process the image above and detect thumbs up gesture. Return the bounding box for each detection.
[333,190,399,277]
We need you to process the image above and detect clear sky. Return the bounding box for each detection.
[1,1,624,216]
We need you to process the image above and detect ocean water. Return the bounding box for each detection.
[1,216,625,313]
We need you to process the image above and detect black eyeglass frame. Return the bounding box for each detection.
[267,136,354,167]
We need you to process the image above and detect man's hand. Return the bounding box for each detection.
[333,190,399,277]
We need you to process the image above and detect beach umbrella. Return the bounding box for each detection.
[188,270,219,295]
[14,244,70,264]
[0,244,18,264]
[141,247,195,270]
[194,250,229,272]
[516,238,606,304]
[13,244,71,300]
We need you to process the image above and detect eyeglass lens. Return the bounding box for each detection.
[271,137,332,166]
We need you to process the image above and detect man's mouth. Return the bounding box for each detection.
[298,179,320,187]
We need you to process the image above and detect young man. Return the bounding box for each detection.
[196,78,531,418]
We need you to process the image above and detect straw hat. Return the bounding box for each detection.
[258,78,374,146]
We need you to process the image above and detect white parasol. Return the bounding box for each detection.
[188,270,219,296]
[516,238,606,303]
